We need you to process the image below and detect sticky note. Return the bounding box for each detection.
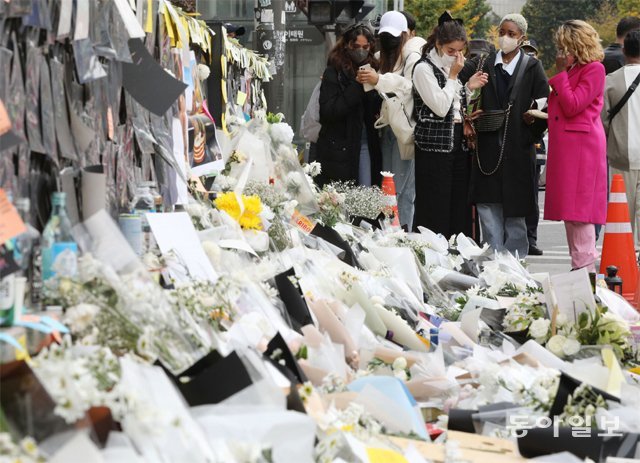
[0,100,11,135]
[144,0,154,33]
[236,91,247,106]
[366,448,409,463]
[0,189,27,246]
[15,335,32,363]
[602,348,624,397]
[221,79,227,104]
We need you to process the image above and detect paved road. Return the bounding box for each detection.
[526,191,604,275]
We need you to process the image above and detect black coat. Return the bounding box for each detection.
[316,66,382,187]
[602,43,624,75]
[460,51,549,217]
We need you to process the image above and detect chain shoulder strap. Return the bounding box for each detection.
[475,102,512,176]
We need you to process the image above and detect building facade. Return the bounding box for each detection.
[197,0,387,144]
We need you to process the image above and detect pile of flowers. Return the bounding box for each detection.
[6,109,640,462]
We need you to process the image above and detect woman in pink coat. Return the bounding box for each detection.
[545,20,607,272]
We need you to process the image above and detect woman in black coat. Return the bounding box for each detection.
[316,24,383,187]
[459,14,548,258]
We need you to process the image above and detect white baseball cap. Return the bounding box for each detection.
[378,11,408,37]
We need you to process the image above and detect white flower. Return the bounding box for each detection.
[269,122,294,145]
[282,199,298,218]
[233,150,247,163]
[0,433,16,454]
[467,285,482,297]
[80,327,100,346]
[202,241,222,267]
[64,304,100,333]
[529,318,551,341]
[303,161,322,177]
[214,174,238,191]
[392,357,407,371]
[77,254,102,282]
[562,338,581,357]
[555,312,569,327]
[19,436,39,458]
[547,335,567,357]
[260,204,276,223]
[259,282,279,303]
[285,171,304,194]
[136,328,159,362]
[197,63,210,81]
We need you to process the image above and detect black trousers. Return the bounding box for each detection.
[413,125,472,238]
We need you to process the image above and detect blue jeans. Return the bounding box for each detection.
[380,127,415,229]
[477,203,529,258]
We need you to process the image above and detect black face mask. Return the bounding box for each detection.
[379,33,402,52]
[347,48,369,64]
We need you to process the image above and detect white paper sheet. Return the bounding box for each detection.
[218,239,259,257]
[49,433,104,463]
[596,286,640,322]
[113,0,146,38]
[369,247,422,301]
[81,167,106,220]
[74,0,90,40]
[119,357,215,462]
[183,51,196,111]
[515,340,567,370]
[171,118,190,205]
[550,268,596,322]
[56,0,73,39]
[78,210,141,273]
[102,432,146,463]
[147,212,218,282]
[192,404,316,463]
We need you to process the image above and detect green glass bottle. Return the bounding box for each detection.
[41,192,78,283]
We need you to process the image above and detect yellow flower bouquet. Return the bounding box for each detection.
[214,192,263,230]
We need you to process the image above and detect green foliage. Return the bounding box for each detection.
[618,0,640,16]
[587,0,620,46]
[404,0,492,42]
[522,0,605,70]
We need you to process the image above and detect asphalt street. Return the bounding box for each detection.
[526,190,604,275]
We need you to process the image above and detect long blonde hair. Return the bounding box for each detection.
[555,20,604,64]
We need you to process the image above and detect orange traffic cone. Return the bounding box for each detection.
[381,172,400,227]
[600,174,638,302]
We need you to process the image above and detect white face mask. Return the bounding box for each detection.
[499,35,521,54]
[439,51,457,68]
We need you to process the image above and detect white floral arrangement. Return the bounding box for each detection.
[0,434,44,463]
[33,337,136,424]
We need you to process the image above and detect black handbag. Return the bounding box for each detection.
[473,109,507,133]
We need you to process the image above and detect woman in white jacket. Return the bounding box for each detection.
[357,11,425,230]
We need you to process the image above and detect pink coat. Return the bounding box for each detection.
[544,61,607,225]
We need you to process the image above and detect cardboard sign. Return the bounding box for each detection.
[0,189,27,246]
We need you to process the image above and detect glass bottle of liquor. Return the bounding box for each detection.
[130,184,155,255]
[41,192,78,283]
[13,198,41,310]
